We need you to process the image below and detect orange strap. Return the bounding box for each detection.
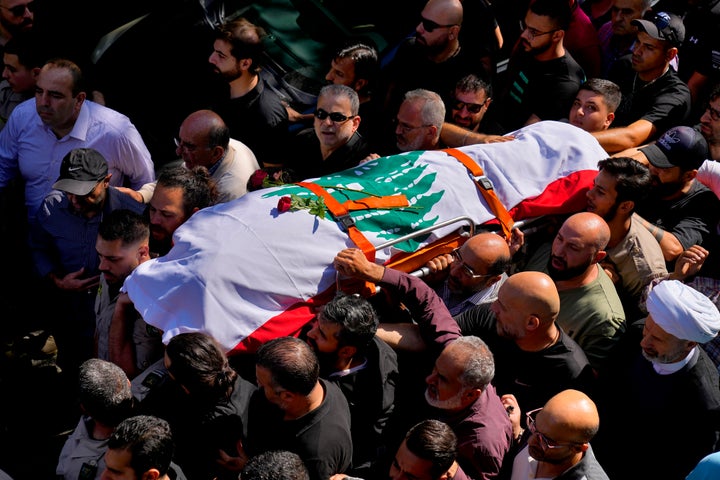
[342,195,409,211]
[297,181,377,262]
[442,148,514,238]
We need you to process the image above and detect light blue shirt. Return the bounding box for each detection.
[0,98,155,219]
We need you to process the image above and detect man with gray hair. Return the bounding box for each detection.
[56,358,134,480]
[286,83,370,180]
[424,335,513,480]
[594,279,720,479]
[395,88,445,152]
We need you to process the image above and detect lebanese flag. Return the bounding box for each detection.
[124,121,605,354]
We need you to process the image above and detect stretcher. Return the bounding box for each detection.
[123,121,607,354]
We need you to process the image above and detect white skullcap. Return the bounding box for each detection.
[647,280,720,343]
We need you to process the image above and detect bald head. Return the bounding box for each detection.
[177,109,230,169]
[465,233,511,268]
[424,0,463,26]
[541,389,600,443]
[563,212,611,251]
[504,271,560,325]
[448,233,511,296]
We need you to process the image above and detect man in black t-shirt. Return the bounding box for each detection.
[490,0,586,133]
[593,12,691,153]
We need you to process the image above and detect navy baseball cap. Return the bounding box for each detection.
[640,126,708,170]
[53,148,109,195]
[632,12,685,48]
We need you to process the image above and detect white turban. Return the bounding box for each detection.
[647,280,720,343]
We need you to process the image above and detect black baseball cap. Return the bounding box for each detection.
[632,12,685,48]
[640,126,708,170]
[53,148,109,195]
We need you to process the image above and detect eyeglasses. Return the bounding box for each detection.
[394,118,432,134]
[652,12,679,46]
[314,108,355,123]
[420,16,457,33]
[452,98,488,114]
[526,408,581,450]
[450,248,493,279]
[174,137,208,153]
[0,1,34,17]
[521,21,558,40]
[705,103,720,122]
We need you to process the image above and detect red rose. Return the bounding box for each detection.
[249,169,269,190]
[277,196,292,213]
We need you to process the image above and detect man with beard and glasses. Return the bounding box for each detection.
[538,212,626,375]
[303,292,399,478]
[421,232,512,316]
[631,125,720,269]
[505,389,609,480]
[586,157,667,321]
[30,148,145,383]
[209,18,288,167]
[491,0,585,133]
[593,279,720,480]
[393,89,445,153]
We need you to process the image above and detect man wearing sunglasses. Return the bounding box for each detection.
[504,389,608,480]
[0,0,33,47]
[286,84,369,180]
[446,73,503,135]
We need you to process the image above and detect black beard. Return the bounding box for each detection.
[650,178,685,199]
[547,256,594,281]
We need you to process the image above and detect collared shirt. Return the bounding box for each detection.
[437,273,507,316]
[30,187,146,278]
[0,98,155,219]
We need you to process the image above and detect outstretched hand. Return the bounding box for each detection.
[334,248,385,283]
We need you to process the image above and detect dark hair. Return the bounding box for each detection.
[404,420,458,479]
[709,82,720,103]
[108,415,174,477]
[207,120,231,150]
[454,73,492,99]
[98,209,149,245]
[529,0,572,31]
[241,450,310,480]
[579,78,622,112]
[320,293,378,352]
[256,336,319,396]
[77,358,134,427]
[165,332,238,403]
[335,42,379,95]
[42,58,85,96]
[3,31,45,70]
[156,166,218,216]
[319,83,360,116]
[216,18,266,75]
[597,156,652,207]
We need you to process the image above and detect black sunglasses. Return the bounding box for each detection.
[1,1,34,17]
[452,99,487,114]
[420,16,456,33]
[314,108,354,123]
